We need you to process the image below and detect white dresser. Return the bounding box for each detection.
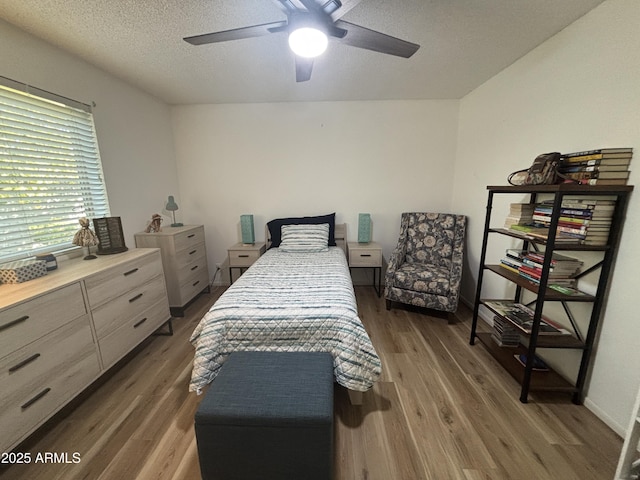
[134,225,210,316]
[0,248,171,453]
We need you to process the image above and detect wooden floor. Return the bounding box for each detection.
[1,286,622,480]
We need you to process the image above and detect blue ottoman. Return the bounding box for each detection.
[194,351,334,480]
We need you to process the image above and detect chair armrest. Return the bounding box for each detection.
[385,242,407,283]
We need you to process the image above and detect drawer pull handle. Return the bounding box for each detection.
[188,234,195,238]
[189,249,197,255]
[129,293,143,303]
[190,265,199,271]
[0,315,29,333]
[238,254,249,258]
[123,268,139,276]
[133,317,148,328]
[21,388,51,410]
[193,280,200,287]
[9,353,41,373]
[360,254,372,257]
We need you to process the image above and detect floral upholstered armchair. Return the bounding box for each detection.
[385,212,466,314]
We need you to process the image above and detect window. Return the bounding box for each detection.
[0,77,110,262]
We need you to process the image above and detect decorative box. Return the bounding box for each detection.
[0,259,48,284]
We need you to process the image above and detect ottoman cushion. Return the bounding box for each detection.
[195,351,334,480]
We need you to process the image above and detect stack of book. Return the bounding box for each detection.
[504,203,535,229]
[500,249,583,286]
[484,300,571,336]
[529,198,616,245]
[491,315,520,347]
[561,197,616,245]
[558,148,633,185]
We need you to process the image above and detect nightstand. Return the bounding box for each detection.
[347,242,382,297]
[228,242,266,283]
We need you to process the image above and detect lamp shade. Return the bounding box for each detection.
[166,195,183,227]
[166,195,178,211]
[358,213,371,243]
[240,214,255,245]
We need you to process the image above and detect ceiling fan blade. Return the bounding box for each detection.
[298,0,323,12]
[278,0,342,15]
[327,24,348,39]
[184,20,288,45]
[329,0,362,21]
[295,56,314,82]
[272,0,297,14]
[334,20,419,58]
[320,0,343,16]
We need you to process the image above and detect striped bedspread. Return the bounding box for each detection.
[189,247,381,393]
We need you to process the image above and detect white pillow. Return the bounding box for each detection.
[279,223,330,253]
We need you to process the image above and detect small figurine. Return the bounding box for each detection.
[145,213,163,233]
[72,217,99,260]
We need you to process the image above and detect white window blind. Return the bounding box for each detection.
[0,78,110,262]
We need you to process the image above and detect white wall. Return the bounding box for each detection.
[171,100,460,283]
[0,19,180,248]
[453,0,640,434]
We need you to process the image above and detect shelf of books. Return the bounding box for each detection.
[489,229,609,251]
[477,332,576,393]
[481,300,585,348]
[470,163,633,404]
[475,332,576,394]
[484,265,596,302]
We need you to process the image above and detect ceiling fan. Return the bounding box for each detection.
[183,0,420,82]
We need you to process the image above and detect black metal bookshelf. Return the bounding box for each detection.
[469,184,633,404]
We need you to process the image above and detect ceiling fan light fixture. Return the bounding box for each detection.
[288,27,328,58]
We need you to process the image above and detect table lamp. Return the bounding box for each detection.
[240,214,255,245]
[166,195,183,227]
[358,213,371,243]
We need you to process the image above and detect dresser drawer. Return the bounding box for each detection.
[85,251,163,308]
[177,268,209,305]
[175,251,207,283]
[174,241,207,271]
[1,315,97,410]
[0,283,86,358]
[91,274,168,340]
[229,249,261,267]
[174,226,205,253]
[98,300,170,369]
[0,317,99,452]
[349,248,382,267]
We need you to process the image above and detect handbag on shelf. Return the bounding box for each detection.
[508,152,570,186]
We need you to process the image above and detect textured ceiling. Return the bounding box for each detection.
[0,0,605,105]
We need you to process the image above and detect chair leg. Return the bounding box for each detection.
[385,299,392,310]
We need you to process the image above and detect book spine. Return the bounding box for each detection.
[499,263,519,274]
[563,153,607,161]
[562,148,632,159]
[520,260,544,272]
[580,178,628,186]
[560,208,594,217]
[558,225,589,235]
[562,171,629,180]
[558,217,590,225]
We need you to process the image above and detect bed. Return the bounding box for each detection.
[189,215,381,403]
